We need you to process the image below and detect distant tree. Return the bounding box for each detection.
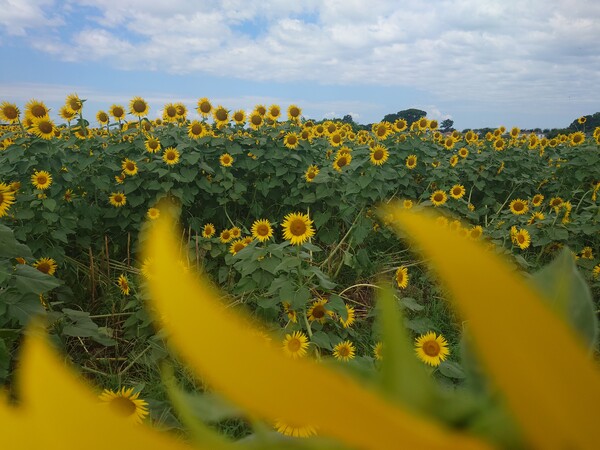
[567,112,600,131]
[440,119,454,132]
[342,114,354,124]
[383,108,427,125]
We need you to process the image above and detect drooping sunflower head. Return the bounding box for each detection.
[0,183,16,218]
[415,331,449,367]
[333,340,356,361]
[509,199,529,215]
[0,101,20,123]
[430,190,447,207]
[63,93,83,115]
[109,104,126,121]
[219,153,233,167]
[33,257,57,276]
[197,97,213,117]
[281,212,315,246]
[450,184,466,199]
[202,223,216,238]
[25,99,49,119]
[308,298,332,323]
[129,96,149,117]
[282,331,309,359]
[287,104,302,121]
[370,145,389,166]
[109,192,127,207]
[229,239,247,255]
[162,147,180,166]
[31,170,52,190]
[339,304,356,328]
[395,266,409,289]
[251,219,273,242]
[117,274,130,295]
[99,387,149,424]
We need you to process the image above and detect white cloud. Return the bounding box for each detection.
[3,0,600,124]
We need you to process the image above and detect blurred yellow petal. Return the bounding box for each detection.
[2,329,195,450]
[146,214,490,450]
[382,204,600,449]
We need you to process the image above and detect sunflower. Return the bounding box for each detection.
[509,199,529,215]
[163,147,180,166]
[99,387,149,424]
[372,122,391,140]
[443,137,455,150]
[268,104,281,120]
[162,103,178,122]
[580,247,594,260]
[339,304,355,328]
[58,105,76,122]
[109,104,126,121]
[202,223,216,238]
[0,183,16,217]
[395,266,409,289]
[31,170,52,190]
[174,103,187,120]
[450,184,466,200]
[0,101,20,123]
[33,257,57,276]
[213,106,229,127]
[146,207,160,220]
[329,132,343,147]
[593,264,600,279]
[509,127,520,139]
[115,174,125,184]
[468,225,483,239]
[403,199,413,209]
[197,97,213,117]
[96,110,109,125]
[284,132,300,149]
[219,229,233,243]
[231,109,245,125]
[229,226,241,239]
[229,239,247,255]
[250,219,273,242]
[405,155,417,170]
[549,197,564,210]
[493,138,506,151]
[129,96,149,117]
[121,159,138,176]
[570,132,585,146]
[25,99,49,119]
[514,228,531,250]
[332,154,352,172]
[393,118,407,132]
[187,120,205,139]
[332,340,356,362]
[109,192,127,207]
[282,302,297,323]
[117,274,130,295]
[287,104,302,121]
[373,342,383,361]
[458,147,469,158]
[430,190,447,207]
[31,117,56,140]
[370,145,389,166]
[144,136,161,153]
[531,194,544,207]
[281,212,315,245]
[304,165,319,182]
[219,153,233,167]
[307,298,333,323]
[415,331,449,367]
[449,155,459,167]
[248,112,263,130]
[417,117,428,131]
[274,419,317,438]
[577,116,587,124]
[282,331,309,359]
[428,119,439,130]
[527,212,545,225]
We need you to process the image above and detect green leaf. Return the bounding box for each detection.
[438,361,466,379]
[42,198,57,211]
[399,297,424,311]
[531,248,598,349]
[14,265,62,295]
[310,331,332,350]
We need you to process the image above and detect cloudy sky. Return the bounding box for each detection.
[1,0,598,129]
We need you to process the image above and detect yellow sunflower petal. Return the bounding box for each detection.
[381,204,600,449]
[3,327,195,449]
[146,212,489,450]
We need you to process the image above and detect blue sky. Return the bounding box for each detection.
[1,0,599,129]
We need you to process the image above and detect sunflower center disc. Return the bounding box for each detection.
[423,341,440,357]
[110,396,137,416]
[290,220,306,236]
[37,263,50,274]
[288,339,301,351]
[312,306,325,319]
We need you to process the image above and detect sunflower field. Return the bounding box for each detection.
[0,96,599,448]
